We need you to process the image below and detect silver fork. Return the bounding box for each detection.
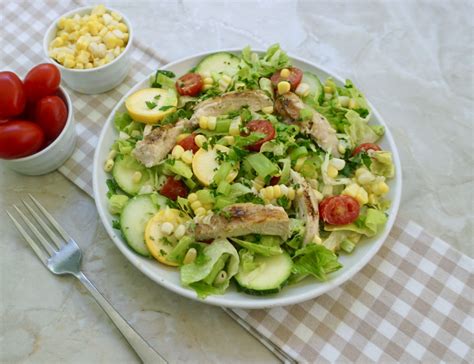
[7,194,167,364]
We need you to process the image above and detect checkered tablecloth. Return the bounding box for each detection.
[2,1,473,363]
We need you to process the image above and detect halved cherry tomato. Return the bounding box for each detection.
[34,96,68,141]
[319,195,360,225]
[160,176,189,201]
[242,119,276,152]
[0,120,45,159]
[24,63,61,102]
[0,72,26,118]
[352,143,381,156]
[177,133,199,153]
[175,73,203,96]
[270,67,303,91]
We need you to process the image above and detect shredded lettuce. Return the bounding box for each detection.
[291,243,342,281]
[238,249,259,273]
[344,110,383,147]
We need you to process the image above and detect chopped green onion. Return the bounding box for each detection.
[340,239,355,253]
[246,153,278,178]
[289,146,308,161]
[213,162,233,184]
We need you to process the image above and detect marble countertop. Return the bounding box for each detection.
[1,0,472,362]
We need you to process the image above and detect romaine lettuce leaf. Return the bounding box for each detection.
[344,110,384,146]
[292,243,342,281]
[325,208,388,237]
[369,151,395,178]
[180,239,239,298]
[230,237,283,256]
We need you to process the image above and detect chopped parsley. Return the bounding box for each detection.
[145,101,157,109]
[159,105,175,111]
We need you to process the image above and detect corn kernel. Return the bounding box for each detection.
[330,158,345,171]
[174,224,186,239]
[189,200,202,211]
[118,22,128,32]
[368,193,377,205]
[113,46,121,57]
[288,187,296,200]
[57,17,67,29]
[68,31,79,41]
[277,81,291,95]
[50,37,64,48]
[295,82,310,97]
[132,171,142,184]
[348,98,357,109]
[176,133,190,143]
[207,116,217,131]
[280,68,290,78]
[272,185,281,198]
[103,32,121,49]
[160,222,174,236]
[262,106,274,114]
[338,142,346,155]
[229,119,241,136]
[188,193,198,203]
[294,156,307,172]
[203,77,213,85]
[181,150,193,164]
[183,248,197,265]
[195,207,207,216]
[85,62,93,69]
[75,63,84,69]
[198,116,208,129]
[373,182,389,195]
[194,135,207,148]
[327,165,338,178]
[263,187,274,200]
[102,13,113,25]
[323,85,333,94]
[280,184,288,196]
[103,159,114,172]
[63,57,76,68]
[171,145,185,159]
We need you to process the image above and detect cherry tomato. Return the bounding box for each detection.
[271,67,303,91]
[0,120,45,159]
[0,72,26,118]
[177,133,199,153]
[175,73,203,96]
[352,143,381,156]
[160,176,189,201]
[242,120,276,152]
[319,195,360,225]
[24,64,61,102]
[34,96,68,140]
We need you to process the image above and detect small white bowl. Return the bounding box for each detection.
[2,86,76,175]
[43,6,133,94]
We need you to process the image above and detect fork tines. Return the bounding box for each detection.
[7,194,70,264]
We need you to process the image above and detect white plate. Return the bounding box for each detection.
[93,49,402,309]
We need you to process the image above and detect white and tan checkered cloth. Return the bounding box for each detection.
[2,1,473,363]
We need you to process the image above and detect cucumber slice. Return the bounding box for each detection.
[195,52,241,77]
[302,71,324,105]
[234,252,293,295]
[113,154,152,195]
[120,194,158,256]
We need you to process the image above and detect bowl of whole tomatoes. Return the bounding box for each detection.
[0,63,76,175]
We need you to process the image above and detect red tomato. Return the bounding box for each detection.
[177,133,199,153]
[175,73,203,96]
[34,96,68,140]
[24,64,61,102]
[160,176,189,201]
[0,72,26,118]
[242,120,276,152]
[319,195,360,225]
[271,67,303,91]
[0,120,45,159]
[352,143,381,156]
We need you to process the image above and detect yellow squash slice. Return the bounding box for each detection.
[125,88,177,124]
[192,145,238,186]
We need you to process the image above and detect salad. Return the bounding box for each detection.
[104,45,395,298]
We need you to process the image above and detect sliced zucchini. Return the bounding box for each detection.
[120,194,158,256]
[234,252,293,295]
[112,154,153,195]
[302,71,324,105]
[195,52,241,77]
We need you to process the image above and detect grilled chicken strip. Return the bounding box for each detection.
[191,90,273,124]
[275,92,339,156]
[291,170,320,245]
[133,119,190,168]
[194,203,290,240]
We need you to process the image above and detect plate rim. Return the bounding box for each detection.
[93,48,402,309]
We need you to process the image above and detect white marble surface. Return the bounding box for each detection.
[1,0,473,363]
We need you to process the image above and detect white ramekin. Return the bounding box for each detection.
[42,6,133,94]
[2,86,76,175]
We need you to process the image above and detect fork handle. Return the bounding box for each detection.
[76,272,167,364]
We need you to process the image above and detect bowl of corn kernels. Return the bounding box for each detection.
[43,4,133,94]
